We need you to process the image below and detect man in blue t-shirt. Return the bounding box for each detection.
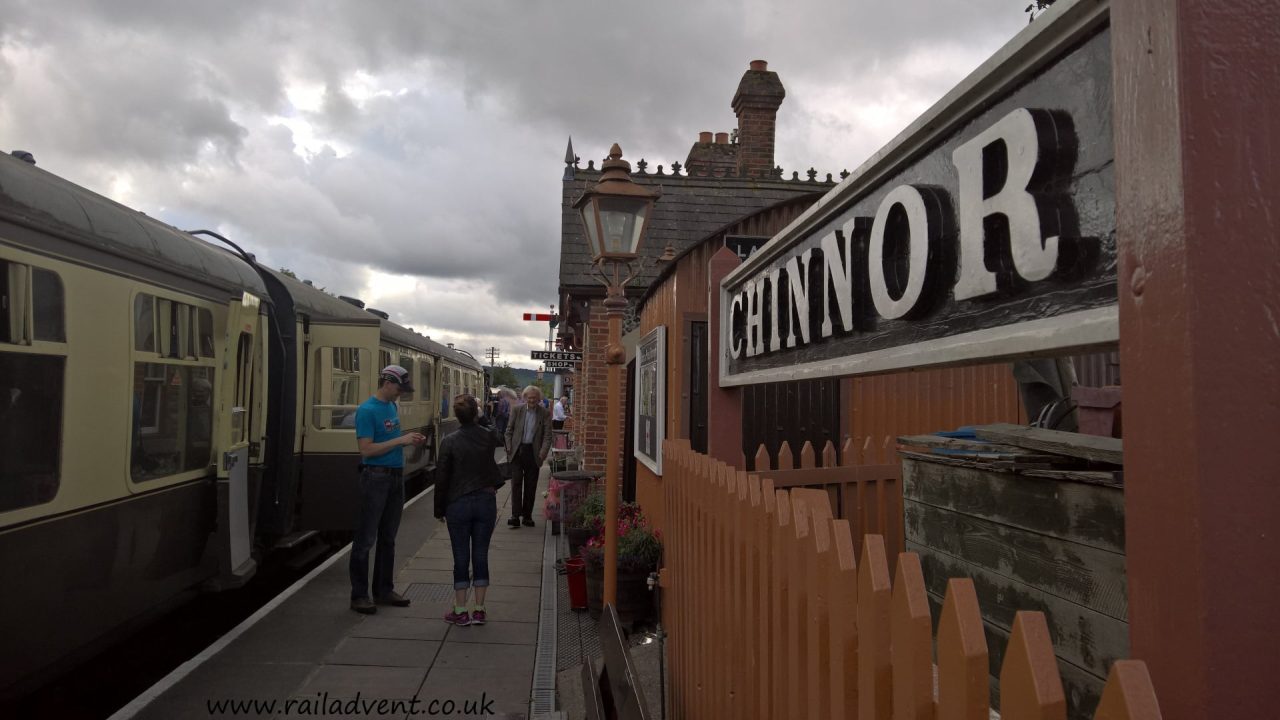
[349,365,426,614]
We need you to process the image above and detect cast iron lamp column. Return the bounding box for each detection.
[574,144,657,607]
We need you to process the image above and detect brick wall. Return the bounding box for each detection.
[577,299,627,473]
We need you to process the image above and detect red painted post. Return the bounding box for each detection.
[707,246,744,469]
[1113,3,1280,718]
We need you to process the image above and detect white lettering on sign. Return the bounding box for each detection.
[869,185,937,321]
[820,227,854,338]
[726,106,1081,362]
[952,108,1060,300]
[729,292,745,359]
[784,249,813,348]
[765,267,781,353]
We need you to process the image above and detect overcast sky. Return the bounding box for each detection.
[0,0,1028,369]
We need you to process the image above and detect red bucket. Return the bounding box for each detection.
[565,556,588,610]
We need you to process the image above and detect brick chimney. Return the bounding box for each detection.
[732,59,785,178]
[685,130,737,177]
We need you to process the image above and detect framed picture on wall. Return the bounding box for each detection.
[634,325,666,475]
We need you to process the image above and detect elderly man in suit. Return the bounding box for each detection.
[503,385,553,527]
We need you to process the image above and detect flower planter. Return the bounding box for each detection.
[583,555,653,627]
[566,525,594,558]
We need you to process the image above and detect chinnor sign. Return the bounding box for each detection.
[720,0,1116,386]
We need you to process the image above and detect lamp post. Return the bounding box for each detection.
[574,144,657,607]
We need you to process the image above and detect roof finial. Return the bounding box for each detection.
[563,137,579,180]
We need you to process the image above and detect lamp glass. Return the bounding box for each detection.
[597,196,650,256]
[579,201,603,259]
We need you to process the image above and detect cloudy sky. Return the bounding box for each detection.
[0,0,1029,369]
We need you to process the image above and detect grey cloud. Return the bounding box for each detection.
[1,0,1030,359]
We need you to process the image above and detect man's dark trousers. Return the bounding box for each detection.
[510,443,540,521]
[349,465,405,599]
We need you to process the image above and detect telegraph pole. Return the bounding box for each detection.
[485,347,501,367]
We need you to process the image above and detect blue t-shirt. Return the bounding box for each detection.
[355,396,403,467]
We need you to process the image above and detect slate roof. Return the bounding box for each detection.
[559,162,838,296]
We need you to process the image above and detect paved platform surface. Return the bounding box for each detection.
[124,463,550,720]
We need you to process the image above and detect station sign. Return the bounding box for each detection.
[531,350,582,362]
[720,6,1116,386]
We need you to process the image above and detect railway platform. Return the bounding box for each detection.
[115,461,552,720]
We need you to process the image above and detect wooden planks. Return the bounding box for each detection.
[973,423,1123,466]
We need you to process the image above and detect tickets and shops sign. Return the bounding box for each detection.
[531,350,582,362]
[720,6,1116,386]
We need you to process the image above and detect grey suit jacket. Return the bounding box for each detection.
[504,403,553,461]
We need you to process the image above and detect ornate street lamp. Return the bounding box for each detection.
[574,144,658,607]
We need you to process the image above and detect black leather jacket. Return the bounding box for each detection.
[434,418,504,518]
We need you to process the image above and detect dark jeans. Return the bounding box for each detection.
[446,489,498,590]
[510,444,540,520]
[349,466,405,600]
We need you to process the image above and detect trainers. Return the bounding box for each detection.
[350,598,377,615]
[507,517,520,529]
[444,610,472,626]
[375,591,411,607]
[522,517,535,527]
[470,609,486,625]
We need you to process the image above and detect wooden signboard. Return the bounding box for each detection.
[634,325,665,475]
[719,3,1115,386]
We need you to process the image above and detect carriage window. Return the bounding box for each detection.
[313,346,369,429]
[134,295,155,352]
[129,363,215,482]
[380,349,391,369]
[31,269,65,342]
[398,355,415,402]
[419,362,432,406]
[2,261,66,345]
[0,352,63,511]
[197,309,214,357]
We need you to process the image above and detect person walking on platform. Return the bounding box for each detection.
[503,385,552,528]
[552,395,568,431]
[434,394,504,626]
[349,365,425,614]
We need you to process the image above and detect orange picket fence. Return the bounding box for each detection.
[660,439,1159,720]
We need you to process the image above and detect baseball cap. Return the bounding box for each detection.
[380,364,415,392]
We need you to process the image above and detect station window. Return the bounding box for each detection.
[2,261,66,345]
[129,364,215,482]
[0,352,63,511]
[313,346,369,429]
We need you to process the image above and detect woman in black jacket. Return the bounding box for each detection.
[434,394,504,626]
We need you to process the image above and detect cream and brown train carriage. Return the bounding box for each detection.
[254,269,383,539]
[0,154,268,695]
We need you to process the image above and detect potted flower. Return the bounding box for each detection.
[566,483,606,558]
[581,503,662,626]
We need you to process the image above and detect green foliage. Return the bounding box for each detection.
[490,363,519,389]
[571,483,606,529]
[581,498,663,573]
[278,267,297,278]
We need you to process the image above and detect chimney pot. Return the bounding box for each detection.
[699,131,713,143]
[750,60,768,71]
[715,132,729,144]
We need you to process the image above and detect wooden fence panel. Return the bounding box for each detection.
[892,553,935,720]
[658,441,1159,720]
[858,534,893,720]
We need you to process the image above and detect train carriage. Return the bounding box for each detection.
[0,152,489,698]
[0,153,268,694]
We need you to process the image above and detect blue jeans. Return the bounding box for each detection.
[349,466,405,600]
[445,489,498,590]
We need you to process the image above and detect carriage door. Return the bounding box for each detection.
[213,292,260,588]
